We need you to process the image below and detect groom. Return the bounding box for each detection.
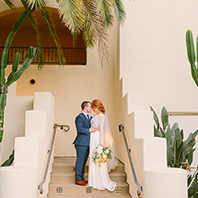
[73,101,97,186]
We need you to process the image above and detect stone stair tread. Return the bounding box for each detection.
[51,172,126,176]
[49,181,128,186]
[48,158,130,197]
[49,182,129,195]
[47,193,131,197]
[53,160,123,166]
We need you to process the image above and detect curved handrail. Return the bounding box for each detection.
[38,124,70,194]
[119,124,142,198]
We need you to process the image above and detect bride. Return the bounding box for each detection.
[88,99,118,191]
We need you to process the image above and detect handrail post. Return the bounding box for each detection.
[38,123,70,194]
[119,124,142,198]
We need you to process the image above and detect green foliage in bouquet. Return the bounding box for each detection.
[150,106,198,197]
[92,146,112,166]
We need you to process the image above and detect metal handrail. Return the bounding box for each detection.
[119,124,142,198]
[38,123,70,194]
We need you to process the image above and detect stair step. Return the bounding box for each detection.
[47,193,131,197]
[53,158,124,173]
[48,182,129,194]
[51,172,127,183]
[48,158,130,197]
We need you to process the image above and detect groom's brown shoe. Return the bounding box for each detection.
[83,179,88,183]
[75,181,86,186]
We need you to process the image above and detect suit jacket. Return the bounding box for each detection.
[73,113,91,146]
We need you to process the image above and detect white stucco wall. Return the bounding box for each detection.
[120,0,198,167]
[120,0,198,110]
[1,83,33,164]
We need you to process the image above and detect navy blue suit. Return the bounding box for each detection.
[73,113,91,181]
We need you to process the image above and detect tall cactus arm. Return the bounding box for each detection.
[6,47,37,87]
[7,52,20,82]
[186,30,198,87]
[191,64,198,86]
[0,5,37,84]
[197,36,198,63]
[186,30,196,65]
[0,93,7,143]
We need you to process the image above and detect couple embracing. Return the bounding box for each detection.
[73,99,118,191]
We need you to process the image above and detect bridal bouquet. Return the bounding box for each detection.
[92,146,112,166]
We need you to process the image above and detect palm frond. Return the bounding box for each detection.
[95,0,114,28]
[111,0,126,24]
[83,28,95,48]
[26,0,45,10]
[82,0,109,66]
[21,0,44,69]
[29,14,44,69]
[57,0,85,34]
[4,0,14,9]
[40,5,65,65]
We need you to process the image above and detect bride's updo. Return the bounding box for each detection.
[91,99,106,114]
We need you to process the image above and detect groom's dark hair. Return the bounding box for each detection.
[81,101,90,110]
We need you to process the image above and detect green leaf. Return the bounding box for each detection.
[188,148,194,166]
[112,0,126,24]
[40,6,65,65]
[1,150,14,166]
[174,138,177,165]
[167,145,173,167]
[165,125,171,146]
[95,0,114,27]
[161,106,169,131]
[175,128,183,148]
[82,0,109,66]
[4,0,14,9]
[160,127,165,137]
[171,123,178,145]
[154,125,159,137]
[192,129,198,139]
[183,135,196,156]
[150,106,160,129]
[176,142,183,167]
[188,181,198,197]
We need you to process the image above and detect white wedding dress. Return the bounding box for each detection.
[88,113,116,191]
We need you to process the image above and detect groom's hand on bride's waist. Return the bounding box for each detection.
[89,126,99,133]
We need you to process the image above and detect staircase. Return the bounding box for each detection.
[47,157,131,198]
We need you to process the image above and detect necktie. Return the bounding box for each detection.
[87,115,89,120]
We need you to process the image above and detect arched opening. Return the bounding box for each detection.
[0,7,86,65]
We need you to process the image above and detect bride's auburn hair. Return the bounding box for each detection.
[91,99,106,114]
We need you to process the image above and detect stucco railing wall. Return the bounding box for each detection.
[0,92,54,198]
[114,76,188,198]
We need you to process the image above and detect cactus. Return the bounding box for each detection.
[186,30,198,87]
[0,150,14,166]
[0,5,38,143]
[150,106,198,168]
